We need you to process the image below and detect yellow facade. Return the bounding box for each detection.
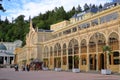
[16,4,120,73]
[42,5,120,73]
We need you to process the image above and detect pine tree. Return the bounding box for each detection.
[84,3,90,11]
[76,5,82,13]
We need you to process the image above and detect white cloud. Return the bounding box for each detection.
[1,0,112,21]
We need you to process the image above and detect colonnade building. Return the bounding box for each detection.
[0,40,22,67]
[16,1,120,73]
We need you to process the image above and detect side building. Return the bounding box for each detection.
[16,0,120,73]
[15,19,53,67]
[0,40,22,68]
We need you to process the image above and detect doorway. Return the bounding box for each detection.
[89,54,96,70]
[100,54,105,69]
[68,56,73,69]
[0,57,3,64]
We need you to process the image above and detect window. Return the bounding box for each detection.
[100,17,105,24]
[63,29,71,35]
[114,59,119,65]
[113,52,119,57]
[50,47,53,56]
[72,27,77,32]
[81,22,90,29]
[63,56,67,65]
[59,32,62,37]
[63,44,66,55]
[100,12,118,24]
[78,25,82,30]
[68,48,72,55]
[82,58,86,65]
[91,19,98,26]
[53,34,57,38]
[113,52,119,65]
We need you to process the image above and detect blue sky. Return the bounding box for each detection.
[0,0,112,21]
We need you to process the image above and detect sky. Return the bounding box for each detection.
[0,0,112,22]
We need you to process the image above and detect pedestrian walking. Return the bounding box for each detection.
[26,64,30,71]
[14,64,19,71]
[22,64,25,71]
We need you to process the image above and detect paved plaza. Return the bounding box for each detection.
[0,68,120,80]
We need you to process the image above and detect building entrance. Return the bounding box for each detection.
[89,54,96,70]
[0,57,3,64]
[68,56,73,69]
[100,54,105,70]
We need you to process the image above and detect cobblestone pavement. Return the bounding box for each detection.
[0,68,120,80]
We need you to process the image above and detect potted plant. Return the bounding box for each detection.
[72,56,80,73]
[101,45,112,75]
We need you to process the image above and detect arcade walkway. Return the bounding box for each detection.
[0,68,120,80]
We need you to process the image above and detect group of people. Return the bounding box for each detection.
[14,64,30,71]
[22,64,30,71]
[14,63,42,71]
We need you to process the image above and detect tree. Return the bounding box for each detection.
[84,3,90,11]
[102,45,112,69]
[99,4,103,9]
[0,0,10,12]
[67,6,76,19]
[76,5,82,13]
[0,3,5,12]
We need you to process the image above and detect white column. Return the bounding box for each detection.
[12,57,14,64]
[3,56,5,64]
[7,57,10,64]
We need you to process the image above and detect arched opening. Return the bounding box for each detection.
[68,56,73,69]
[108,32,119,50]
[100,54,105,70]
[50,46,53,66]
[0,57,3,64]
[54,43,61,68]
[68,38,79,69]
[89,54,96,70]
[81,39,87,53]
[63,43,66,55]
[62,43,67,66]
[80,39,87,71]
[89,32,106,71]
[43,46,49,68]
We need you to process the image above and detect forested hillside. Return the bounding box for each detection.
[0,4,102,46]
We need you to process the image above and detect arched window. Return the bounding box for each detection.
[68,39,79,55]
[89,32,106,52]
[54,43,61,56]
[50,47,53,56]
[108,32,119,50]
[81,39,87,53]
[44,46,49,57]
[63,43,66,55]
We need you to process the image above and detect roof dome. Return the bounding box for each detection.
[0,43,7,50]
